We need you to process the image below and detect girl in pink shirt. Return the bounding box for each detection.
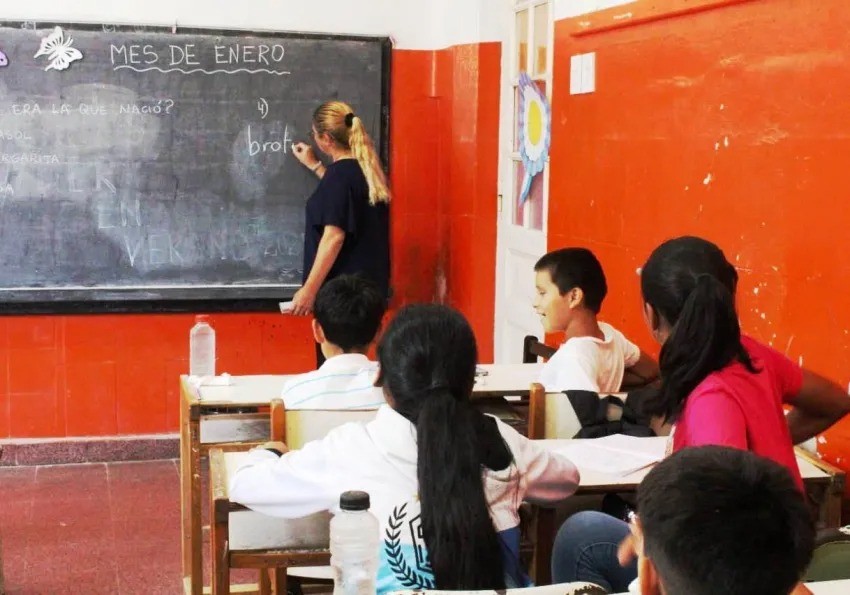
[551,236,850,593]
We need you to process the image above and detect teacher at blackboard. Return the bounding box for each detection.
[290,101,391,333]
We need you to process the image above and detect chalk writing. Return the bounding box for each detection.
[247,125,293,157]
[0,153,60,164]
[118,99,175,115]
[110,42,289,75]
[0,130,32,141]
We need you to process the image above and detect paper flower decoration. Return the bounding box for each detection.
[517,72,551,204]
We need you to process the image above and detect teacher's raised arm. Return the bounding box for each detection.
[290,101,391,363]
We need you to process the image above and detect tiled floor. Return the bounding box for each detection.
[0,459,251,595]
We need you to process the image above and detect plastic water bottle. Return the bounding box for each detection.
[189,315,216,377]
[330,491,379,595]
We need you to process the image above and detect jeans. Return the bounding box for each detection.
[551,511,636,593]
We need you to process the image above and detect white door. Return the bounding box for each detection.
[494,0,553,362]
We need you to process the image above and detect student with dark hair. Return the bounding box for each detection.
[230,304,580,593]
[550,236,850,592]
[281,274,386,410]
[630,445,815,595]
[533,247,657,392]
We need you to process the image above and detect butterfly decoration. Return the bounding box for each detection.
[0,49,8,68]
[34,26,83,71]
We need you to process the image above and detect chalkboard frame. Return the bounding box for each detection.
[0,21,392,315]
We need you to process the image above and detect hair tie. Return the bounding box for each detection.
[344,112,355,127]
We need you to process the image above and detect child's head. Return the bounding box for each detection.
[639,236,755,422]
[376,304,510,590]
[633,445,814,595]
[533,248,607,333]
[312,274,386,357]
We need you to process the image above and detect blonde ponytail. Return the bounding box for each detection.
[312,100,391,205]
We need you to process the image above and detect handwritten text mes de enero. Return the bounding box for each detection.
[109,42,287,71]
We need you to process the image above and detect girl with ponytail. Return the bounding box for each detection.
[551,236,850,593]
[230,304,580,593]
[290,101,390,366]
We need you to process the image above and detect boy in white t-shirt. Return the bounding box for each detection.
[532,248,657,393]
[282,275,386,410]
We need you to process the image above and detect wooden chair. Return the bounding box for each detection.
[522,335,555,364]
[210,399,378,595]
[389,581,606,594]
[526,383,633,585]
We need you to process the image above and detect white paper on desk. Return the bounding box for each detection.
[553,435,666,477]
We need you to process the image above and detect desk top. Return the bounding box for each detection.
[189,363,545,406]
[223,437,830,494]
[537,437,830,491]
[612,580,850,595]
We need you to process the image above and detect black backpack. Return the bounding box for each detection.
[563,388,655,439]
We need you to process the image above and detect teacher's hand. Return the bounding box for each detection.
[291,285,317,316]
[292,142,320,169]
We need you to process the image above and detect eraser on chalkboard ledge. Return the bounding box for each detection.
[279,301,294,314]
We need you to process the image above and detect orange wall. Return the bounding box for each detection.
[550,0,850,490]
[437,43,501,363]
[0,45,500,440]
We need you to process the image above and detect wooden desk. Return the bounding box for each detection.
[611,579,850,595]
[180,375,292,595]
[538,438,843,511]
[808,579,850,594]
[180,363,544,594]
[530,438,845,585]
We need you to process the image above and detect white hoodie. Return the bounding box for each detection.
[229,405,580,593]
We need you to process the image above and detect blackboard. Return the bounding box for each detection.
[0,21,390,312]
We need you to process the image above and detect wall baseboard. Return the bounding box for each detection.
[0,434,179,466]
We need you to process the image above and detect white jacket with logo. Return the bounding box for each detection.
[229,404,580,593]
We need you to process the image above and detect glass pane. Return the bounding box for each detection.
[515,9,528,77]
[533,3,549,76]
[513,159,545,229]
[513,86,520,152]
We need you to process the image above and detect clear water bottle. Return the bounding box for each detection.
[189,315,216,377]
[330,491,379,595]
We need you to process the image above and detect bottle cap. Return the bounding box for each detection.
[339,490,370,511]
[195,314,210,323]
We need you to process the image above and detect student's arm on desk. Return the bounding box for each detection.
[229,439,336,518]
[621,350,659,390]
[786,370,850,445]
[499,420,580,502]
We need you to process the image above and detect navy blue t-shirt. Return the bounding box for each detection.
[303,159,390,297]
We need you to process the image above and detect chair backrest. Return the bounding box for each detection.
[523,335,556,364]
[804,527,850,582]
[528,384,630,440]
[270,398,379,448]
[389,581,606,595]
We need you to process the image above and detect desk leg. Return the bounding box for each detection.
[532,507,555,585]
[180,390,203,595]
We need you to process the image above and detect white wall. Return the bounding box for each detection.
[2,0,503,50]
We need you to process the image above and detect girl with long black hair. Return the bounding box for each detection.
[230,304,580,592]
[550,236,850,593]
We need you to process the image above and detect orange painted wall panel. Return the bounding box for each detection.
[438,42,501,364]
[550,0,850,500]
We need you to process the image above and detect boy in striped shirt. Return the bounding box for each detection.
[282,275,387,410]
